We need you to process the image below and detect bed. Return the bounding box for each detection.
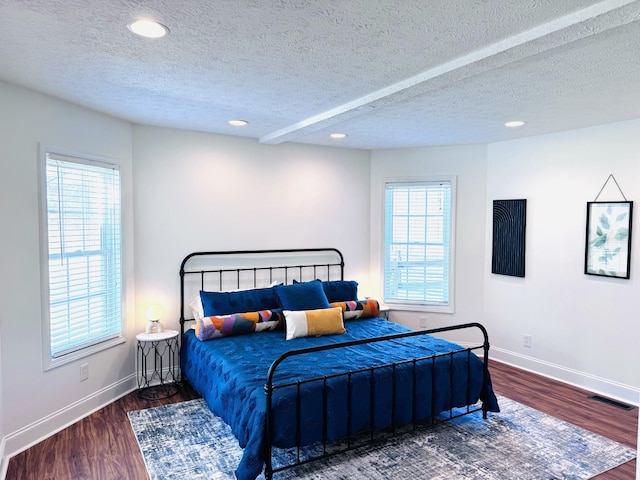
[179,248,499,480]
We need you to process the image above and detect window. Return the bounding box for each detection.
[383,178,455,311]
[40,149,123,367]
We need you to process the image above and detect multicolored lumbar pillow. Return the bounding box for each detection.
[284,306,345,340]
[330,299,380,320]
[195,309,285,341]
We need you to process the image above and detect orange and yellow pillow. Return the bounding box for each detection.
[284,306,346,340]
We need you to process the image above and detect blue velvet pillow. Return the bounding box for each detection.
[321,280,358,302]
[200,287,280,317]
[275,281,331,311]
[293,279,359,303]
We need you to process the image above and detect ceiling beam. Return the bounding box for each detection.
[259,0,640,144]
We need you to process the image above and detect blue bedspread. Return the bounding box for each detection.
[181,318,499,480]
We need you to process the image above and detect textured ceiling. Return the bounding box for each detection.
[1,0,639,149]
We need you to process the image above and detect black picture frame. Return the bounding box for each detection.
[584,201,633,279]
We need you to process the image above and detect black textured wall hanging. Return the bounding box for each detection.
[492,199,527,277]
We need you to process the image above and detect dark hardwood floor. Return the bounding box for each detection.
[6,360,637,479]
[5,386,200,480]
[489,361,637,480]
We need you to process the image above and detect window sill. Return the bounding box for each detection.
[383,304,454,315]
[43,335,126,371]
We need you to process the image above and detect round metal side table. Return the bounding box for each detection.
[136,329,179,400]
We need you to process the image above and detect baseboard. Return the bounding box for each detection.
[489,347,640,407]
[1,373,137,476]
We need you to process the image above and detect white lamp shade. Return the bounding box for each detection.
[145,305,163,322]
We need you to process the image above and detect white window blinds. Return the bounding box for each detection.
[384,180,452,308]
[44,152,122,358]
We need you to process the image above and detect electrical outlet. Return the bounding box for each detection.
[523,334,532,348]
[419,316,428,328]
[80,363,89,382]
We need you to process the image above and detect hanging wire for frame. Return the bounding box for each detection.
[593,174,628,202]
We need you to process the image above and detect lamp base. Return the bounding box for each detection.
[145,320,164,334]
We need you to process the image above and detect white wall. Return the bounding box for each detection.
[370,131,640,405]
[0,86,371,474]
[2,78,638,472]
[485,119,640,404]
[0,336,4,477]
[0,83,370,470]
[369,144,489,342]
[132,126,372,332]
[0,81,136,461]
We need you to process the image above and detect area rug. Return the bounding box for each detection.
[128,396,636,480]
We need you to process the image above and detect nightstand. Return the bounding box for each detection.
[379,305,390,320]
[136,329,179,400]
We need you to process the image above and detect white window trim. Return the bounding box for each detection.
[38,144,125,371]
[380,175,457,314]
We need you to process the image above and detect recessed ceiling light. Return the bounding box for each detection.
[127,19,169,38]
[229,120,249,126]
[504,120,525,128]
[330,133,347,139]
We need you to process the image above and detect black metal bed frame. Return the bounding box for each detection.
[179,248,492,480]
[179,248,345,318]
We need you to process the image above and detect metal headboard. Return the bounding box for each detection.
[179,248,345,335]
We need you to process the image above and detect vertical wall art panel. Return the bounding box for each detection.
[492,199,527,277]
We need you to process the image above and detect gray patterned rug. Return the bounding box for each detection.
[128,395,635,480]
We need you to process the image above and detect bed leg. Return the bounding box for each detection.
[264,455,273,480]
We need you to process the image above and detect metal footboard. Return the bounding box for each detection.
[263,322,491,479]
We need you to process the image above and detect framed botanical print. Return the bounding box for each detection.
[584,201,633,279]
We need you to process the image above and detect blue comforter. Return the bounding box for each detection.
[181,318,499,480]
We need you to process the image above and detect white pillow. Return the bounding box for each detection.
[188,295,205,321]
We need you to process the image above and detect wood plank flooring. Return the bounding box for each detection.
[6,360,637,479]
[490,360,637,480]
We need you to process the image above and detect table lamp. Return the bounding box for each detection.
[145,304,164,334]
